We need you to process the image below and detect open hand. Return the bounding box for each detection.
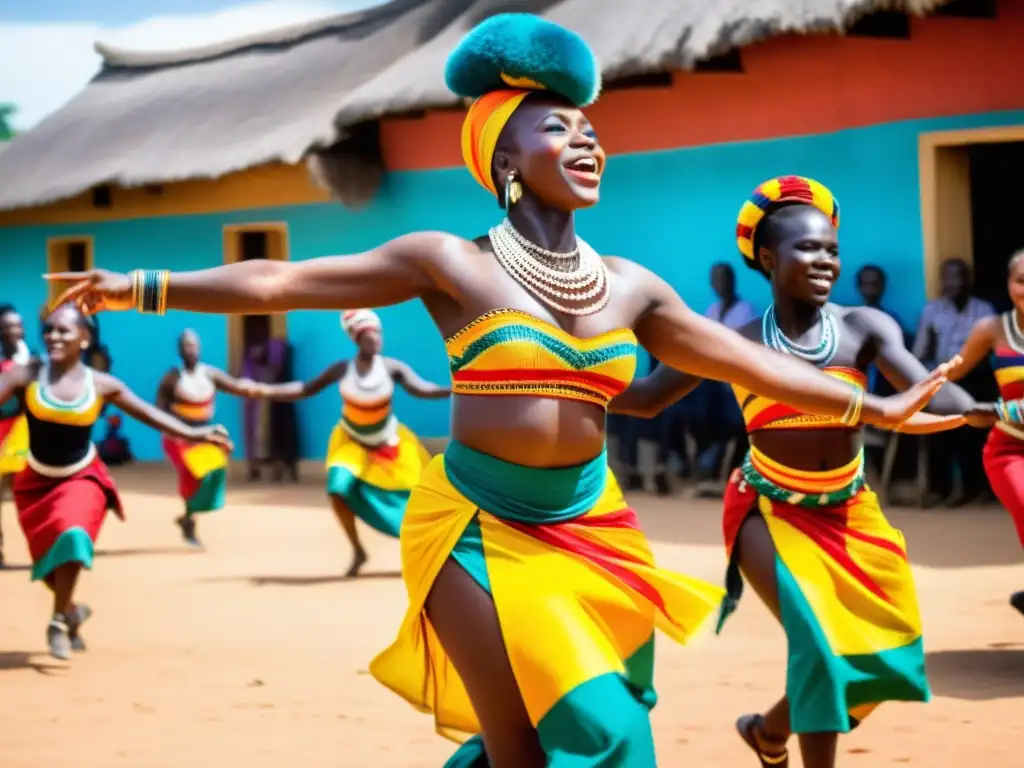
[196,424,234,452]
[870,356,960,429]
[44,269,134,314]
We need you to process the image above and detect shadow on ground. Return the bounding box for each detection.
[926,645,1024,700]
[95,546,200,559]
[0,651,64,675]
[200,570,402,587]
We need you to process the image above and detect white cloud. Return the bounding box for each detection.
[0,1,383,130]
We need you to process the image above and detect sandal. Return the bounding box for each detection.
[737,714,789,767]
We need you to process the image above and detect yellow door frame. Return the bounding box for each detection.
[46,235,95,306]
[919,125,1024,299]
[222,223,289,374]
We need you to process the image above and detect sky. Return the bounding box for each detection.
[0,0,385,130]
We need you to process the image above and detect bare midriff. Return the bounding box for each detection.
[750,428,864,473]
[450,394,607,468]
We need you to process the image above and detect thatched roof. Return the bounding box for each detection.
[0,0,952,213]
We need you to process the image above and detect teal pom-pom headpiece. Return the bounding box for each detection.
[444,13,601,107]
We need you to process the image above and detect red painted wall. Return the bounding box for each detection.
[381,2,1024,171]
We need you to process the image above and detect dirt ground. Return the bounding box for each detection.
[1,464,1022,767]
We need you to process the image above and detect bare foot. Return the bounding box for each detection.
[175,516,202,548]
[345,549,368,578]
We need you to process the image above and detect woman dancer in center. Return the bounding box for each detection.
[941,249,1024,616]
[50,16,952,765]
[156,328,258,547]
[254,309,448,576]
[0,304,32,567]
[2,303,230,659]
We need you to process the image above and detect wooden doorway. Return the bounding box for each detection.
[919,126,1024,300]
[222,223,289,374]
[46,236,94,305]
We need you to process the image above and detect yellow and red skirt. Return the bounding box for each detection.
[0,414,28,475]
[14,455,122,581]
[370,440,723,764]
[162,435,228,515]
[719,445,930,734]
[325,421,429,537]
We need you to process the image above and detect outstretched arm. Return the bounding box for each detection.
[208,367,261,398]
[257,361,348,402]
[895,412,967,434]
[388,359,450,399]
[631,267,948,429]
[96,372,232,448]
[609,365,703,418]
[48,231,457,315]
[861,307,975,414]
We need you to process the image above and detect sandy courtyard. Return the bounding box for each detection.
[1,464,1022,766]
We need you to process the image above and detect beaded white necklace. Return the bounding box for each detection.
[488,218,609,316]
[761,303,840,366]
[1003,311,1024,354]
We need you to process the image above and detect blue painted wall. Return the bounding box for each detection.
[3,108,1022,460]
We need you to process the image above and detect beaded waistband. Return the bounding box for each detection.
[742,445,865,508]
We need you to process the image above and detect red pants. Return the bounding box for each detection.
[982,427,1024,549]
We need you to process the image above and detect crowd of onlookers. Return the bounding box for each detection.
[610,257,1002,508]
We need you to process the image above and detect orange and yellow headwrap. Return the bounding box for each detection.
[460,88,533,195]
[736,175,840,262]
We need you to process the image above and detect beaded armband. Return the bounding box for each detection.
[130,270,170,315]
[997,398,1024,425]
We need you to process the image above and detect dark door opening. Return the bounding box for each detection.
[969,141,1024,312]
[240,231,270,353]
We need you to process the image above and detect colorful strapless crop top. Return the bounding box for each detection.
[992,346,1024,402]
[733,366,866,432]
[171,364,215,424]
[445,309,638,408]
[338,355,397,446]
[24,366,104,468]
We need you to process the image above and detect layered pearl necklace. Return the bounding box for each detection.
[1003,310,1024,354]
[488,217,609,316]
[762,302,840,365]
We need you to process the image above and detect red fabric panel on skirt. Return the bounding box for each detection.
[14,458,122,563]
[162,434,201,499]
[983,427,1024,549]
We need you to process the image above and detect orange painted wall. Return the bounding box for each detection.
[382,4,1024,171]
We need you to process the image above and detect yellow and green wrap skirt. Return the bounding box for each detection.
[370,440,724,765]
[719,446,931,734]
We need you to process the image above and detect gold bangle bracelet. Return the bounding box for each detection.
[840,384,857,425]
[130,270,143,313]
[156,270,170,316]
[849,388,864,426]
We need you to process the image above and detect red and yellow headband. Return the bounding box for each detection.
[460,76,545,195]
[736,175,840,262]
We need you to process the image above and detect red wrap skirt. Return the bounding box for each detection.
[14,457,122,581]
